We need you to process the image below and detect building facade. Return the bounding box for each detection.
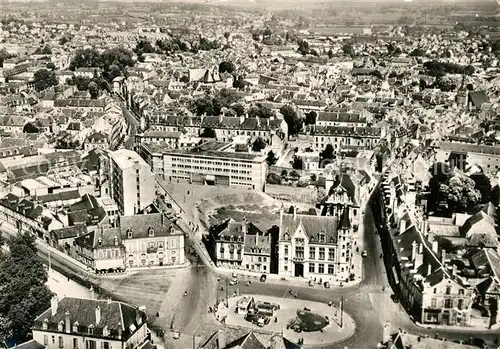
[108,149,155,216]
[278,207,353,281]
[119,213,185,268]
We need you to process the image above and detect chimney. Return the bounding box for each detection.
[427,264,432,276]
[292,206,297,221]
[95,306,101,325]
[217,329,226,349]
[89,286,95,300]
[441,250,446,266]
[383,321,392,344]
[65,311,70,333]
[51,295,59,316]
[414,251,424,271]
[107,298,112,304]
[418,243,423,254]
[432,239,439,254]
[280,204,284,229]
[400,219,407,234]
[411,241,418,261]
[452,264,458,276]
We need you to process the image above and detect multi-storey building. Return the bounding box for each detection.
[160,142,267,191]
[74,226,126,273]
[108,149,155,216]
[278,206,353,280]
[207,218,245,268]
[312,126,381,152]
[119,213,185,268]
[315,110,370,127]
[32,296,149,349]
[433,142,500,173]
[243,224,272,274]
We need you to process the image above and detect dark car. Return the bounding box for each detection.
[390,294,400,303]
[470,338,487,348]
[260,274,267,282]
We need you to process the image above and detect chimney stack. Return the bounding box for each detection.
[441,250,446,266]
[95,306,101,325]
[292,206,297,221]
[427,264,432,276]
[383,321,392,344]
[400,218,407,234]
[65,311,70,333]
[411,241,418,261]
[418,243,423,254]
[452,264,458,276]
[51,295,59,316]
[89,286,95,300]
[432,239,439,254]
[217,329,226,349]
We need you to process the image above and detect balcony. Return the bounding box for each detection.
[147,246,158,254]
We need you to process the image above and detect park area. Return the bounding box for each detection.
[218,294,356,346]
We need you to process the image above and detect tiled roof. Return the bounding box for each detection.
[280,212,339,244]
[119,213,182,239]
[51,225,87,240]
[0,193,44,220]
[317,111,365,124]
[33,297,147,342]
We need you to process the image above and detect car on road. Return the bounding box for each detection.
[229,278,238,286]
[260,274,267,282]
[172,331,180,339]
[390,294,400,303]
[361,250,368,257]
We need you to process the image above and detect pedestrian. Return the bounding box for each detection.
[156,312,159,317]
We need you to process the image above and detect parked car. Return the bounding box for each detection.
[229,278,238,286]
[390,294,400,303]
[260,274,267,282]
[172,331,180,339]
[362,250,368,257]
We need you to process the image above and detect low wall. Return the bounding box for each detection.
[265,184,317,205]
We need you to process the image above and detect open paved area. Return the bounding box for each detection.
[47,268,92,299]
[217,294,355,347]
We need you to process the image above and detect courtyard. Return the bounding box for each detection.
[218,294,356,346]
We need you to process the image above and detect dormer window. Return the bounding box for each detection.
[127,228,132,239]
[102,326,109,337]
[319,233,325,243]
[114,236,119,246]
[230,236,234,242]
[148,227,154,237]
[58,321,64,332]
[72,322,79,333]
[42,319,49,330]
[88,324,94,335]
[97,238,102,246]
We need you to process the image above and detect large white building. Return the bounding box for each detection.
[278,207,354,281]
[147,142,267,191]
[108,149,155,216]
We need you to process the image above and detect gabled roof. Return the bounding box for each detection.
[226,331,266,349]
[33,297,147,342]
[280,212,339,244]
[119,213,182,239]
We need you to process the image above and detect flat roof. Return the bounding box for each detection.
[109,149,149,170]
[163,149,266,162]
[21,178,46,190]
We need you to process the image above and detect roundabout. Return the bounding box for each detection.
[216,294,356,347]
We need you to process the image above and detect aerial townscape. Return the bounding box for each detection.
[0,0,499,349]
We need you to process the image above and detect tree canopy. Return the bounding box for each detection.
[428,163,482,215]
[0,233,53,343]
[252,137,267,152]
[69,47,134,82]
[280,105,302,136]
[23,122,41,134]
[266,150,278,166]
[248,104,274,119]
[219,61,236,74]
[304,111,317,126]
[193,89,240,116]
[33,69,58,92]
[200,128,216,138]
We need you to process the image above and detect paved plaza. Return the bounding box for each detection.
[217,294,356,346]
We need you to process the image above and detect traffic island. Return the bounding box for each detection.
[217,294,356,346]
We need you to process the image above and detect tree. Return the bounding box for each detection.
[200,128,216,138]
[281,169,288,178]
[248,104,274,119]
[446,174,481,213]
[232,104,245,117]
[59,36,70,46]
[342,43,355,56]
[297,39,310,56]
[266,151,278,166]
[0,233,53,342]
[33,69,58,92]
[304,111,317,126]
[46,62,56,70]
[88,81,99,99]
[23,122,40,134]
[319,144,335,166]
[280,105,302,136]
[252,137,267,152]
[224,32,231,39]
[328,48,334,59]
[310,174,317,182]
[0,49,12,67]
[289,170,300,179]
[292,156,303,170]
[219,61,236,74]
